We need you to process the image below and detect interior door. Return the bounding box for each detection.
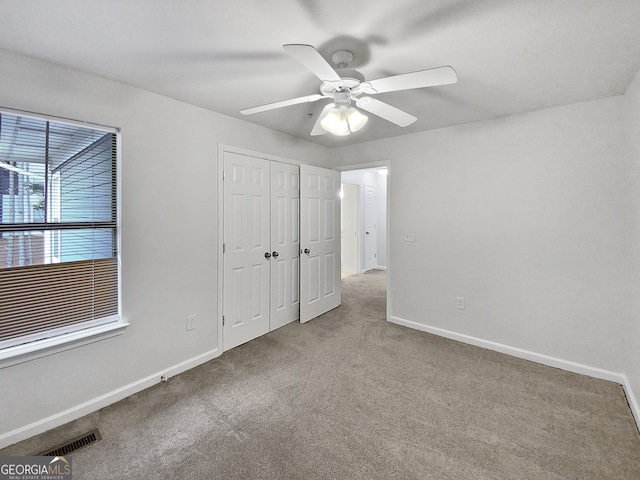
[300,165,341,323]
[223,152,271,350]
[364,183,377,272]
[270,162,300,329]
[341,183,359,274]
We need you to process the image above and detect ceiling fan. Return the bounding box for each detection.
[240,44,457,136]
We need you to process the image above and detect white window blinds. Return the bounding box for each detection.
[0,111,119,349]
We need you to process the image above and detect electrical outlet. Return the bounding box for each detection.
[186,315,196,331]
[456,297,465,310]
[404,232,415,242]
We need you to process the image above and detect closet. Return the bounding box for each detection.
[222,150,340,351]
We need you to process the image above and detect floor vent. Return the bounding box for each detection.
[40,429,102,456]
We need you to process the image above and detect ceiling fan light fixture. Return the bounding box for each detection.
[347,107,368,132]
[321,105,349,136]
[320,104,368,136]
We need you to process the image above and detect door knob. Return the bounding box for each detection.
[303,248,310,255]
[272,251,279,258]
[264,252,271,259]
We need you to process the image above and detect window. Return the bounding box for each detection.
[0,110,121,355]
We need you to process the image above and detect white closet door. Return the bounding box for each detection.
[270,162,300,329]
[223,152,271,351]
[300,165,341,323]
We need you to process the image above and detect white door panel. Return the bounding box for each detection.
[300,165,341,323]
[223,152,271,351]
[270,161,300,329]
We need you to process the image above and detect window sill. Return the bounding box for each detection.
[0,320,129,369]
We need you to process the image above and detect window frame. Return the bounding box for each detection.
[0,107,126,367]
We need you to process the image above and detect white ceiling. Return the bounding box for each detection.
[1,0,639,148]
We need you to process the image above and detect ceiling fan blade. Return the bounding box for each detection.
[310,103,334,136]
[241,94,324,115]
[365,66,457,94]
[355,97,417,127]
[283,44,342,83]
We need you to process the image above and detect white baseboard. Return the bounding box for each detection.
[0,348,220,449]
[389,315,640,430]
[375,266,387,271]
[622,376,640,431]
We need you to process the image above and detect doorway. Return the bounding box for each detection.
[340,166,388,274]
[339,163,389,319]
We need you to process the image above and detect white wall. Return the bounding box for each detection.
[623,67,640,421]
[333,96,633,383]
[0,49,330,447]
[340,168,387,270]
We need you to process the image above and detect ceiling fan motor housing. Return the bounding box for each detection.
[336,68,365,85]
[334,91,351,107]
[320,69,365,96]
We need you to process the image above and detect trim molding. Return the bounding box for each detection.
[389,315,640,429]
[0,348,220,449]
[0,322,129,368]
[622,376,640,431]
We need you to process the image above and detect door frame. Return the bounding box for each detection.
[337,160,391,323]
[217,144,308,352]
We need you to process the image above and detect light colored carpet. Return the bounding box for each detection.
[3,270,640,479]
